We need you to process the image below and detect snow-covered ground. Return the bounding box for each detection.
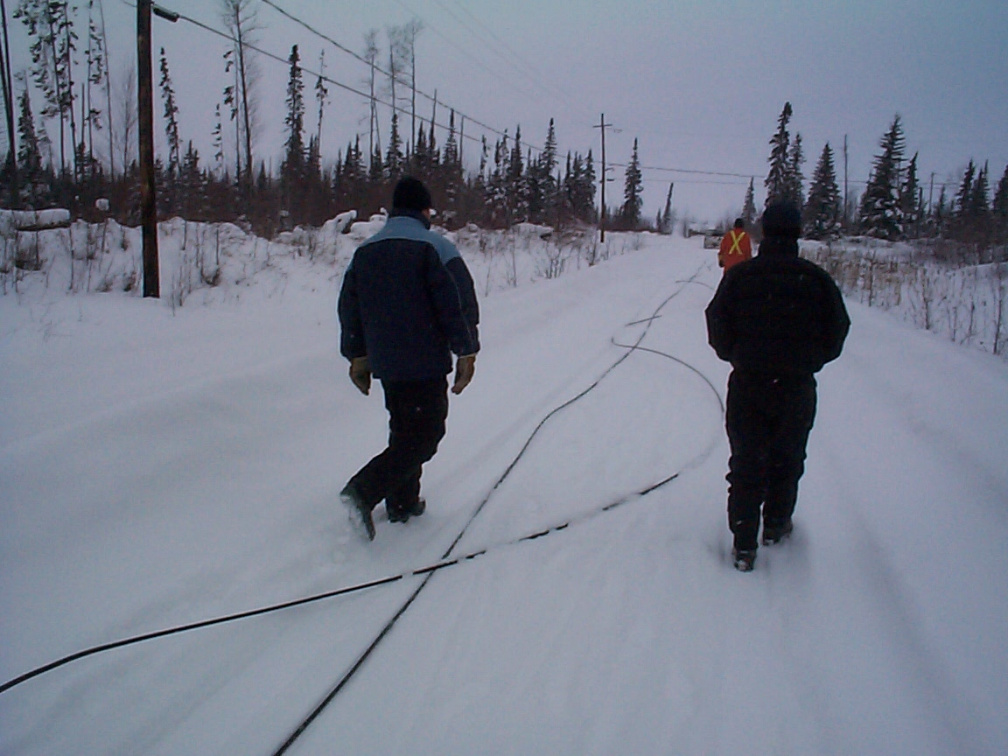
[1,227,1006,755]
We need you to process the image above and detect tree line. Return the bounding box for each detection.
[760,101,1008,250]
[3,2,1002,248]
[0,1,611,237]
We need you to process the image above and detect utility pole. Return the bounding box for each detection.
[594,113,614,242]
[1,0,17,203]
[843,134,849,230]
[137,0,159,297]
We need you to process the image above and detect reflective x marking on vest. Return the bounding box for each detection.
[727,230,744,256]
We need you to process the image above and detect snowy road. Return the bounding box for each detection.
[2,236,1006,754]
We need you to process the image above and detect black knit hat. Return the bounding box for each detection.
[761,201,802,238]
[392,176,433,212]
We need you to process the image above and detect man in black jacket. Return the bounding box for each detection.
[705,201,849,571]
[338,177,480,540]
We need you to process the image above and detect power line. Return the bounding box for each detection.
[135,3,973,198]
[435,0,587,118]
[143,1,510,159]
[385,0,573,121]
[259,0,598,164]
[609,162,763,181]
[260,0,517,149]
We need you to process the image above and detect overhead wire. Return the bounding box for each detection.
[137,1,951,200]
[432,0,589,119]
[261,0,538,153]
[124,0,513,157]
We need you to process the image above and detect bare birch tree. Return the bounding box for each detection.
[220,0,259,190]
[362,29,380,159]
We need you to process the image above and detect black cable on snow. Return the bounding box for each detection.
[0,572,406,696]
[611,340,726,418]
[440,273,705,558]
[0,471,681,700]
[269,475,684,755]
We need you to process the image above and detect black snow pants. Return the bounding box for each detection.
[347,377,449,516]
[725,370,817,550]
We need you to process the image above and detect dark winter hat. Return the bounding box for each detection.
[392,176,433,212]
[761,201,802,238]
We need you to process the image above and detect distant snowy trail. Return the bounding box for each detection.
[2,239,1006,755]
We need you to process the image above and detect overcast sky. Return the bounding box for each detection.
[5,0,1007,222]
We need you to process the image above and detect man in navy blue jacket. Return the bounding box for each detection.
[337,177,480,540]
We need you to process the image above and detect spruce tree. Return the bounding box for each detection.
[441,110,462,223]
[487,131,509,227]
[384,112,403,180]
[992,164,1008,241]
[932,185,949,238]
[858,114,905,240]
[281,44,306,215]
[83,4,106,176]
[582,150,597,224]
[969,161,990,218]
[741,178,756,228]
[537,118,559,225]
[764,102,792,207]
[16,86,43,203]
[541,118,557,179]
[212,103,224,177]
[804,143,841,239]
[660,182,674,234]
[158,47,181,179]
[900,152,921,238]
[620,137,643,229]
[158,47,181,214]
[955,160,975,221]
[785,132,805,210]
[179,141,205,220]
[314,49,328,150]
[506,125,525,223]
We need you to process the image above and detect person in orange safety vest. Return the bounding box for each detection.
[718,218,752,273]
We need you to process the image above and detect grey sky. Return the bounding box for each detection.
[5,0,1006,221]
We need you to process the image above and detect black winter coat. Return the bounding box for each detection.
[338,211,480,381]
[705,237,850,375]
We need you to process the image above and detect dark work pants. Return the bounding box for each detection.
[725,371,817,550]
[348,377,449,515]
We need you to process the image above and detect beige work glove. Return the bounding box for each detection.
[451,354,476,395]
[349,356,371,395]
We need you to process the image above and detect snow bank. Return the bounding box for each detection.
[512,221,554,238]
[0,208,72,233]
[321,210,357,237]
[348,212,388,241]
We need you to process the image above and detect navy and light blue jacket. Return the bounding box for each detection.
[338,210,480,382]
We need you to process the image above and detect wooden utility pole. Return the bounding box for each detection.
[843,134,849,230]
[594,113,614,242]
[137,0,159,297]
[1,0,17,202]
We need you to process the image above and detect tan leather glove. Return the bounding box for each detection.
[349,356,371,395]
[451,354,476,395]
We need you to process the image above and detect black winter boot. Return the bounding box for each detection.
[762,518,793,545]
[387,497,426,523]
[732,547,756,572]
